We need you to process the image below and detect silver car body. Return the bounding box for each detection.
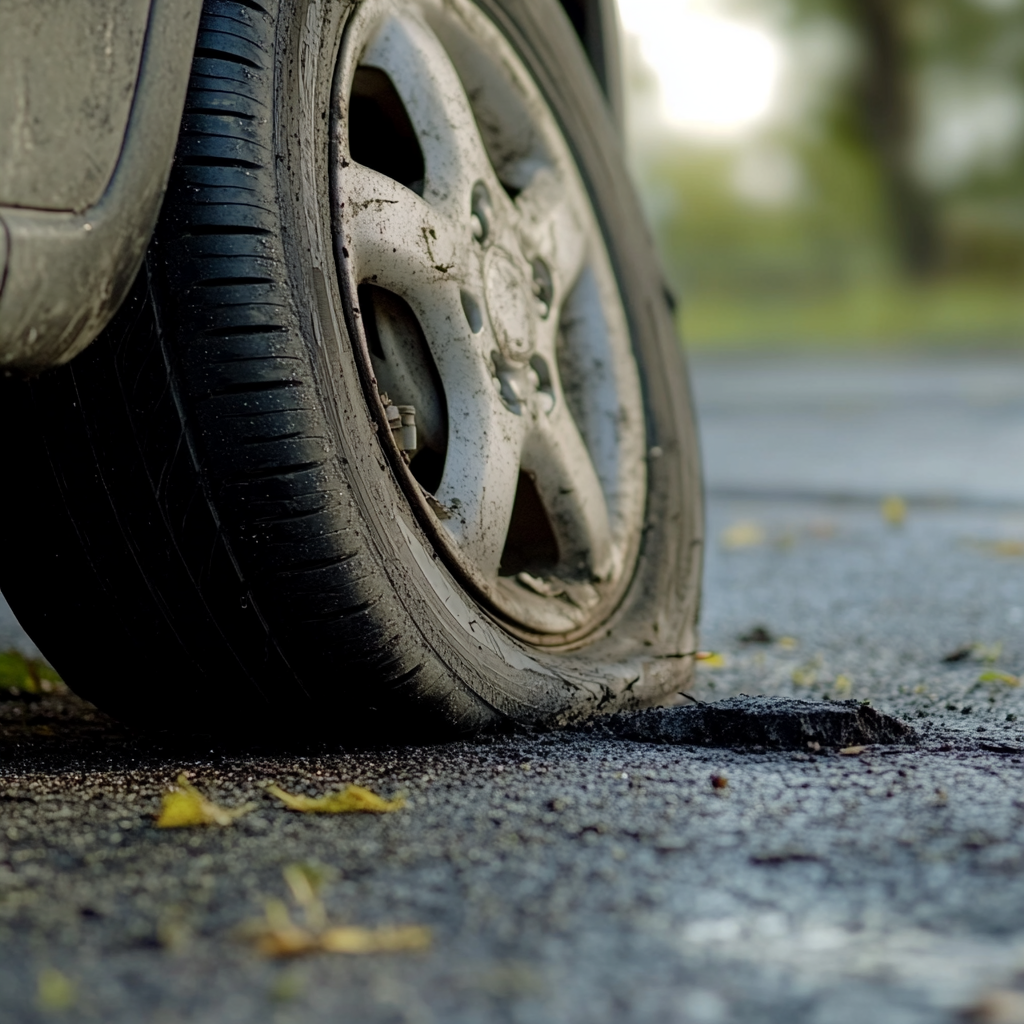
[0,0,617,372]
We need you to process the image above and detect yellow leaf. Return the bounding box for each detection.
[155,774,255,828]
[978,670,1020,687]
[267,783,404,814]
[833,674,852,694]
[721,521,766,550]
[976,642,1003,664]
[792,657,821,687]
[777,636,799,650]
[696,652,726,668]
[257,925,321,958]
[319,924,432,954]
[881,495,906,526]
[972,539,1024,558]
[240,885,430,959]
[839,746,866,756]
[36,968,75,1011]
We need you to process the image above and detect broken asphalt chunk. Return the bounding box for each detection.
[583,696,917,752]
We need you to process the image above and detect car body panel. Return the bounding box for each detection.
[0,0,152,212]
[0,0,614,373]
[0,0,202,372]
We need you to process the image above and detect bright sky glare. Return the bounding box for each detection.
[617,0,782,137]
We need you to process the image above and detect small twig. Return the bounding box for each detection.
[677,691,704,705]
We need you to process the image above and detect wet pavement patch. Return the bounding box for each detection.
[586,696,918,751]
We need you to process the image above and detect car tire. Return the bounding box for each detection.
[0,0,703,740]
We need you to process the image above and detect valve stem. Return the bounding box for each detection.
[380,394,417,452]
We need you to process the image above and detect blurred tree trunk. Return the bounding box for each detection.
[841,0,939,278]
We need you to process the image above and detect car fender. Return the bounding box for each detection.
[0,0,203,372]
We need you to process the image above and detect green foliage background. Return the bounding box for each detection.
[626,0,1024,349]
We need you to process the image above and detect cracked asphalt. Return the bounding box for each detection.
[3,353,1024,1023]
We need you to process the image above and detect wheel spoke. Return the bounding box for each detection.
[432,343,527,578]
[362,11,497,219]
[521,399,613,582]
[339,163,472,297]
[514,167,589,322]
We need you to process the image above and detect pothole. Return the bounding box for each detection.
[584,697,918,751]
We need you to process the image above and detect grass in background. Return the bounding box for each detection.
[633,130,1024,354]
[680,278,1024,351]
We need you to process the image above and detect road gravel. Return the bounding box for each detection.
[3,354,1024,1023]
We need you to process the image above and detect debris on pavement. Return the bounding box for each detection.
[882,495,907,526]
[739,625,775,644]
[943,644,975,663]
[0,649,63,699]
[964,989,1024,1024]
[36,968,75,1012]
[583,696,918,751]
[943,642,1003,665]
[266,783,404,814]
[967,539,1024,558]
[155,774,256,828]
[978,670,1020,687]
[720,521,766,550]
[696,652,727,668]
[239,865,430,958]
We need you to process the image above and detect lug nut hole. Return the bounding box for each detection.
[461,290,484,333]
[531,258,553,318]
[471,181,492,243]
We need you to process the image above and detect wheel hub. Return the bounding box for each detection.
[482,245,536,362]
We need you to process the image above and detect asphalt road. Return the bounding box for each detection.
[4,354,1024,1024]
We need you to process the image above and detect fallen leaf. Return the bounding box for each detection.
[777,636,799,650]
[36,968,75,1012]
[972,539,1024,558]
[710,773,728,790]
[976,642,1003,664]
[0,649,63,695]
[696,652,727,669]
[833,674,853,694]
[739,625,774,644]
[155,774,255,828]
[881,495,906,526]
[240,872,430,958]
[791,657,821,687]
[839,746,867,756]
[319,925,431,954]
[267,783,404,814]
[978,670,1021,687]
[721,521,766,550]
[269,966,307,1002]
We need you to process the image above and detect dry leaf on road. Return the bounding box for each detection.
[266,783,404,814]
[696,652,727,668]
[721,521,766,550]
[239,866,430,958]
[881,495,907,526]
[155,774,255,828]
[978,670,1021,687]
